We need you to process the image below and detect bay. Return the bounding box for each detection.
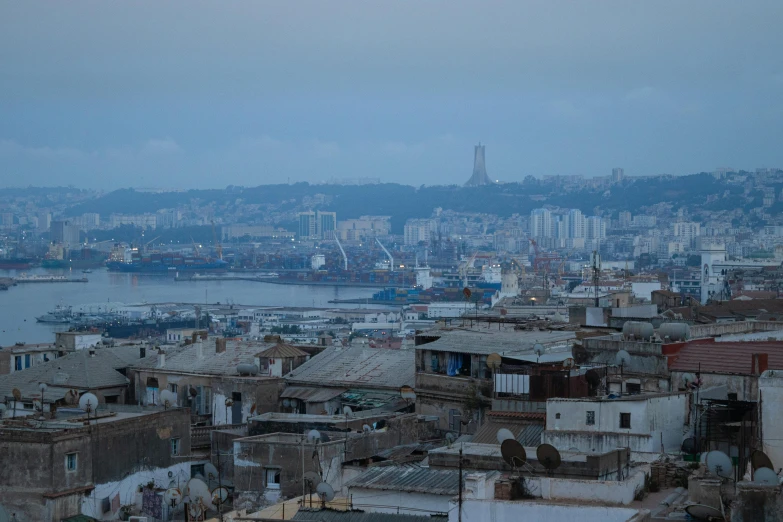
[0,268,380,346]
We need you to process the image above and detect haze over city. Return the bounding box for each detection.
[2,1,783,189]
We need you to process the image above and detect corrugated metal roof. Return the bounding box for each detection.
[669,341,783,375]
[471,418,545,446]
[280,386,347,403]
[285,347,415,390]
[416,328,575,356]
[345,466,461,495]
[293,510,447,522]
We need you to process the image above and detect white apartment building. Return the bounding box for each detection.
[529,208,553,238]
[404,219,432,246]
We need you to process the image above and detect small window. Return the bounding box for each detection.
[555,413,561,419]
[586,411,595,425]
[65,452,78,472]
[620,412,631,429]
[168,383,178,394]
[266,469,281,490]
[171,438,180,456]
[626,382,641,395]
[14,356,22,371]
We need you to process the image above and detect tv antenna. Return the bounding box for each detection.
[536,444,562,475]
[500,439,527,471]
[706,450,734,480]
[591,250,601,307]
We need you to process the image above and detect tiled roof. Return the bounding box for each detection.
[257,343,310,359]
[345,466,461,495]
[131,340,279,377]
[0,345,155,401]
[285,347,414,390]
[416,328,575,356]
[280,386,346,403]
[669,341,783,375]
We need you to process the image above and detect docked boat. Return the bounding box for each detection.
[36,305,74,323]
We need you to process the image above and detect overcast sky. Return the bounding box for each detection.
[1,1,782,189]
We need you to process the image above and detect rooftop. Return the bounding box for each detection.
[284,346,414,390]
[292,509,447,522]
[415,327,576,356]
[345,466,462,496]
[669,340,783,375]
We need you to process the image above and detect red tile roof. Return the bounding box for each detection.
[669,341,783,375]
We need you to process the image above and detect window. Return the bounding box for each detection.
[625,382,641,395]
[170,438,180,456]
[266,468,281,490]
[555,413,561,419]
[65,452,78,472]
[168,383,178,394]
[586,411,595,425]
[24,354,31,368]
[14,356,21,371]
[620,413,631,429]
[448,409,462,432]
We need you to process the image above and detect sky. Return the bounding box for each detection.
[1,1,782,189]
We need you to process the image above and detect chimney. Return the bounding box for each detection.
[158,352,166,369]
[216,338,226,354]
[140,346,147,359]
[196,339,204,359]
[752,353,769,376]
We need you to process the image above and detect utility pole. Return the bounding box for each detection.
[458,447,463,522]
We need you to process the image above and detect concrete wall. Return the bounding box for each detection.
[759,370,783,470]
[545,394,688,454]
[690,321,783,339]
[450,499,645,522]
[527,468,648,506]
[672,371,757,401]
[348,488,450,516]
[730,482,783,522]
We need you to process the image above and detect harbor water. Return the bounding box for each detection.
[0,268,380,346]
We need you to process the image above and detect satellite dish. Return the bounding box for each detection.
[79,392,99,413]
[681,372,696,386]
[400,386,416,401]
[706,450,734,479]
[486,353,502,370]
[304,471,321,488]
[12,388,21,401]
[533,343,545,357]
[64,389,79,405]
[585,369,601,386]
[536,444,562,471]
[163,487,182,506]
[0,504,11,522]
[753,467,779,485]
[316,482,335,502]
[204,462,219,481]
[307,429,322,443]
[186,478,212,506]
[160,390,177,408]
[681,438,697,454]
[224,398,234,407]
[343,406,354,416]
[211,486,230,505]
[751,450,774,471]
[700,452,709,464]
[362,424,372,432]
[562,358,575,369]
[500,439,527,468]
[463,287,472,300]
[189,386,198,397]
[615,350,631,366]
[321,433,331,443]
[496,428,515,444]
[282,398,291,407]
[685,504,725,521]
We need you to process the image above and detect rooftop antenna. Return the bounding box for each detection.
[11,388,21,419]
[38,382,48,420]
[591,250,601,307]
[536,444,562,476]
[615,350,631,396]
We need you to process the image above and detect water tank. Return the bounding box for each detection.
[657,323,690,342]
[622,321,654,340]
[237,363,259,376]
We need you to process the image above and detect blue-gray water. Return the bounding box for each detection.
[0,268,380,346]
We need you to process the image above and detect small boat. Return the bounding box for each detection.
[36,304,74,323]
[82,269,92,274]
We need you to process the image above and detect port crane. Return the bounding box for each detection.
[334,236,348,270]
[375,238,394,271]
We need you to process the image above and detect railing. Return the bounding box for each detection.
[191,423,246,449]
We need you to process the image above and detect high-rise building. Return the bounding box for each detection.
[464,143,493,186]
[672,222,701,246]
[611,168,625,183]
[567,209,585,239]
[51,220,81,246]
[298,211,337,240]
[586,216,606,240]
[404,219,432,246]
[37,211,51,232]
[529,209,553,238]
[618,211,632,228]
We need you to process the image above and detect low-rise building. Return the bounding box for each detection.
[0,342,58,374]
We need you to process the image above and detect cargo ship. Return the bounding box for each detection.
[0,257,33,270]
[106,251,229,273]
